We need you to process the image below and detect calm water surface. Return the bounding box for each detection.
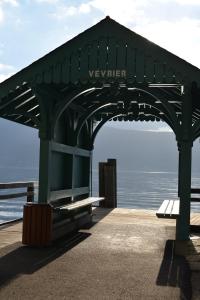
[0,167,200,223]
[92,169,200,212]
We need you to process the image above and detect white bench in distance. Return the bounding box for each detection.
[156,200,180,219]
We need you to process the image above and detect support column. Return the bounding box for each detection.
[176,85,193,240]
[22,88,54,245]
[33,86,54,204]
[38,139,52,203]
[177,144,181,197]
[90,151,93,196]
[73,123,91,200]
[176,141,192,240]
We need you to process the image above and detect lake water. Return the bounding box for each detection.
[93,169,200,211]
[0,167,200,224]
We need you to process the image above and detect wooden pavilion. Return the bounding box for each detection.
[0,16,200,244]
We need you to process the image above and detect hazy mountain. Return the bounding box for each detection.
[93,125,200,173]
[0,119,39,168]
[0,118,200,173]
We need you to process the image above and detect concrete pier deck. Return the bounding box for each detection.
[0,208,200,299]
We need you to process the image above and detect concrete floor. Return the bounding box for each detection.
[0,208,199,299]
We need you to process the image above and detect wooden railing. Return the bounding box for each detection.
[0,181,37,225]
[0,181,37,202]
[191,188,200,202]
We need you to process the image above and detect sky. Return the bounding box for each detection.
[1,0,200,132]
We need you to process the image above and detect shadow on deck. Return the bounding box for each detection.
[157,240,192,300]
[0,207,114,288]
[0,208,199,299]
[0,232,90,288]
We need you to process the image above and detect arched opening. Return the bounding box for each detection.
[92,120,179,210]
[52,84,180,208]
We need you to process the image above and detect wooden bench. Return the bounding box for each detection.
[156,190,200,220]
[53,197,105,213]
[51,196,105,241]
[23,189,105,246]
[156,200,180,219]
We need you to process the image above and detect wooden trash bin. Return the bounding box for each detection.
[22,203,52,246]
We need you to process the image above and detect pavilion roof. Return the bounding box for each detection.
[0,16,200,129]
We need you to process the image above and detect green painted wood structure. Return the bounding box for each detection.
[0,16,200,241]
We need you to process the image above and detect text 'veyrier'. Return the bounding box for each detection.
[89,69,126,78]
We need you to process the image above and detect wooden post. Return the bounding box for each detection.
[27,182,34,203]
[99,162,105,202]
[99,159,117,208]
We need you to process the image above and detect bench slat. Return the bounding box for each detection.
[172,200,180,216]
[58,197,105,211]
[156,200,169,216]
[166,200,174,215]
[156,200,179,219]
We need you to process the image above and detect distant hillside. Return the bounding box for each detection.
[0,118,39,168]
[0,118,200,173]
[93,125,200,173]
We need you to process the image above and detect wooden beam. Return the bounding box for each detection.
[0,181,36,189]
[0,192,31,200]
[0,88,33,111]
[191,188,200,194]
[50,186,89,201]
[51,141,91,157]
